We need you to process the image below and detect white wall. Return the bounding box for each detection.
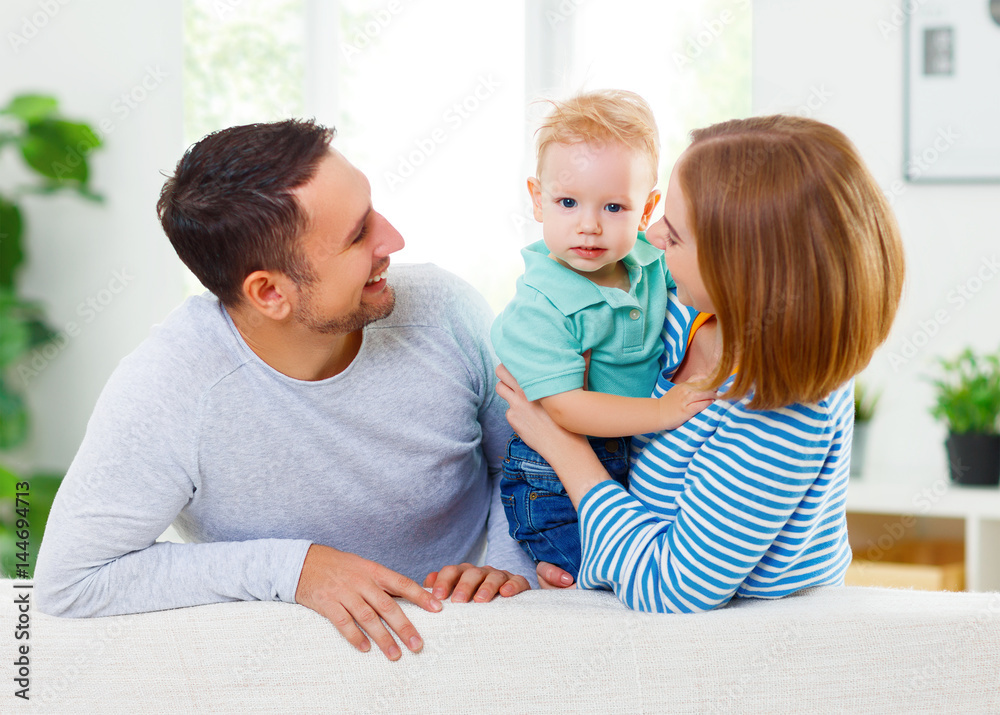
[1,0,186,471]
[753,0,1000,481]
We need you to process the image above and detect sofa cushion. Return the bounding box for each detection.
[8,584,999,712]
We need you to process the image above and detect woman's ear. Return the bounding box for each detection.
[526,177,545,222]
[638,189,662,231]
[241,270,295,322]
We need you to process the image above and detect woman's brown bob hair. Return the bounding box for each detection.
[678,115,905,410]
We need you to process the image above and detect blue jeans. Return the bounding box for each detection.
[499,435,630,578]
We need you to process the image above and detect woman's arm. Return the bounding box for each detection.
[495,365,614,507]
[498,364,852,613]
[576,392,851,613]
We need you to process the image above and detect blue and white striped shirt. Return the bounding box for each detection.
[577,290,853,612]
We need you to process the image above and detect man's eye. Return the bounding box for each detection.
[353,225,369,244]
[605,203,623,213]
[559,198,577,208]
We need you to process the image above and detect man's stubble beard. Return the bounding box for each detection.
[294,284,396,335]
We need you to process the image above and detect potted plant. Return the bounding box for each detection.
[851,381,880,477]
[928,347,1000,487]
[0,93,103,576]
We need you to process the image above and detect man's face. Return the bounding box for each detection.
[528,141,658,285]
[291,149,404,334]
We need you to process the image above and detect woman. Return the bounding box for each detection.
[496,115,905,612]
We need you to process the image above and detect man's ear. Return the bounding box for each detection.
[241,270,296,321]
[526,177,545,222]
[638,189,662,231]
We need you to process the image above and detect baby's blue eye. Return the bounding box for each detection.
[606,203,623,213]
[559,198,577,208]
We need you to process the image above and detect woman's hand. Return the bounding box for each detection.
[495,364,613,508]
[536,562,577,590]
[494,364,590,461]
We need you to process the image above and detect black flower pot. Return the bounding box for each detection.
[945,432,1000,486]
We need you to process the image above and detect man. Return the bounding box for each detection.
[35,119,534,661]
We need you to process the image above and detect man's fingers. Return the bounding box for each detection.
[451,566,490,602]
[325,602,372,654]
[429,563,463,600]
[348,596,405,660]
[379,567,444,614]
[451,564,490,603]
[473,571,527,603]
[497,573,531,597]
[427,563,532,602]
[296,546,441,660]
[423,571,439,588]
[365,590,424,656]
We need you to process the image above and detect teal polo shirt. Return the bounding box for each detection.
[491,233,672,402]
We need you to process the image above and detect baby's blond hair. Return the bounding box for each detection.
[534,89,660,185]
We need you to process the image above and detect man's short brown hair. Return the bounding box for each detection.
[157,119,334,307]
[678,115,905,409]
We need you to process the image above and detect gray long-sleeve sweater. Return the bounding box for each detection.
[36,263,534,617]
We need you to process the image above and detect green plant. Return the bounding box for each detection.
[854,381,881,424]
[928,348,1000,435]
[1,93,102,446]
[0,92,103,577]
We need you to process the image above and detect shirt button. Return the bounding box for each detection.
[629,309,641,320]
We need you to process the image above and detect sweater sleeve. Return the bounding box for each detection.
[576,395,845,613]
[34,350,312,618]
[445,271,537,583]
[481,367,537,583]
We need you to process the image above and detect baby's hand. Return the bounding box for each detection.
[656,379,717,430]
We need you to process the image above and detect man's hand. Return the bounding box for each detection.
[295,544,442,661]
[423,563,530,602]
[536,561,577,590]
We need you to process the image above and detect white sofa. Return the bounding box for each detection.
[7,583,999,713]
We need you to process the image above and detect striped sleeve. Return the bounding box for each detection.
[576,386,854,613]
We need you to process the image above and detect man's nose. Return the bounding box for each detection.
[372,212,405,255]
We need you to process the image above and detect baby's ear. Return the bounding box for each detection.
[526,177,544,222]
[638,189,662,231]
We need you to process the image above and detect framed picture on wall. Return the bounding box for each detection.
[904,0,1000,181]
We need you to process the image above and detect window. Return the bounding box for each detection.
[183,0,306,143]
[183,0,750,310]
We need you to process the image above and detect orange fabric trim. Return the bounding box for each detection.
[685,312,739,377]
[686,312,714,351]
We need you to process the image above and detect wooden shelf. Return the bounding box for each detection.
[846,477,1000,591]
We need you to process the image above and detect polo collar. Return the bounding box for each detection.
[520,233,662,316]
